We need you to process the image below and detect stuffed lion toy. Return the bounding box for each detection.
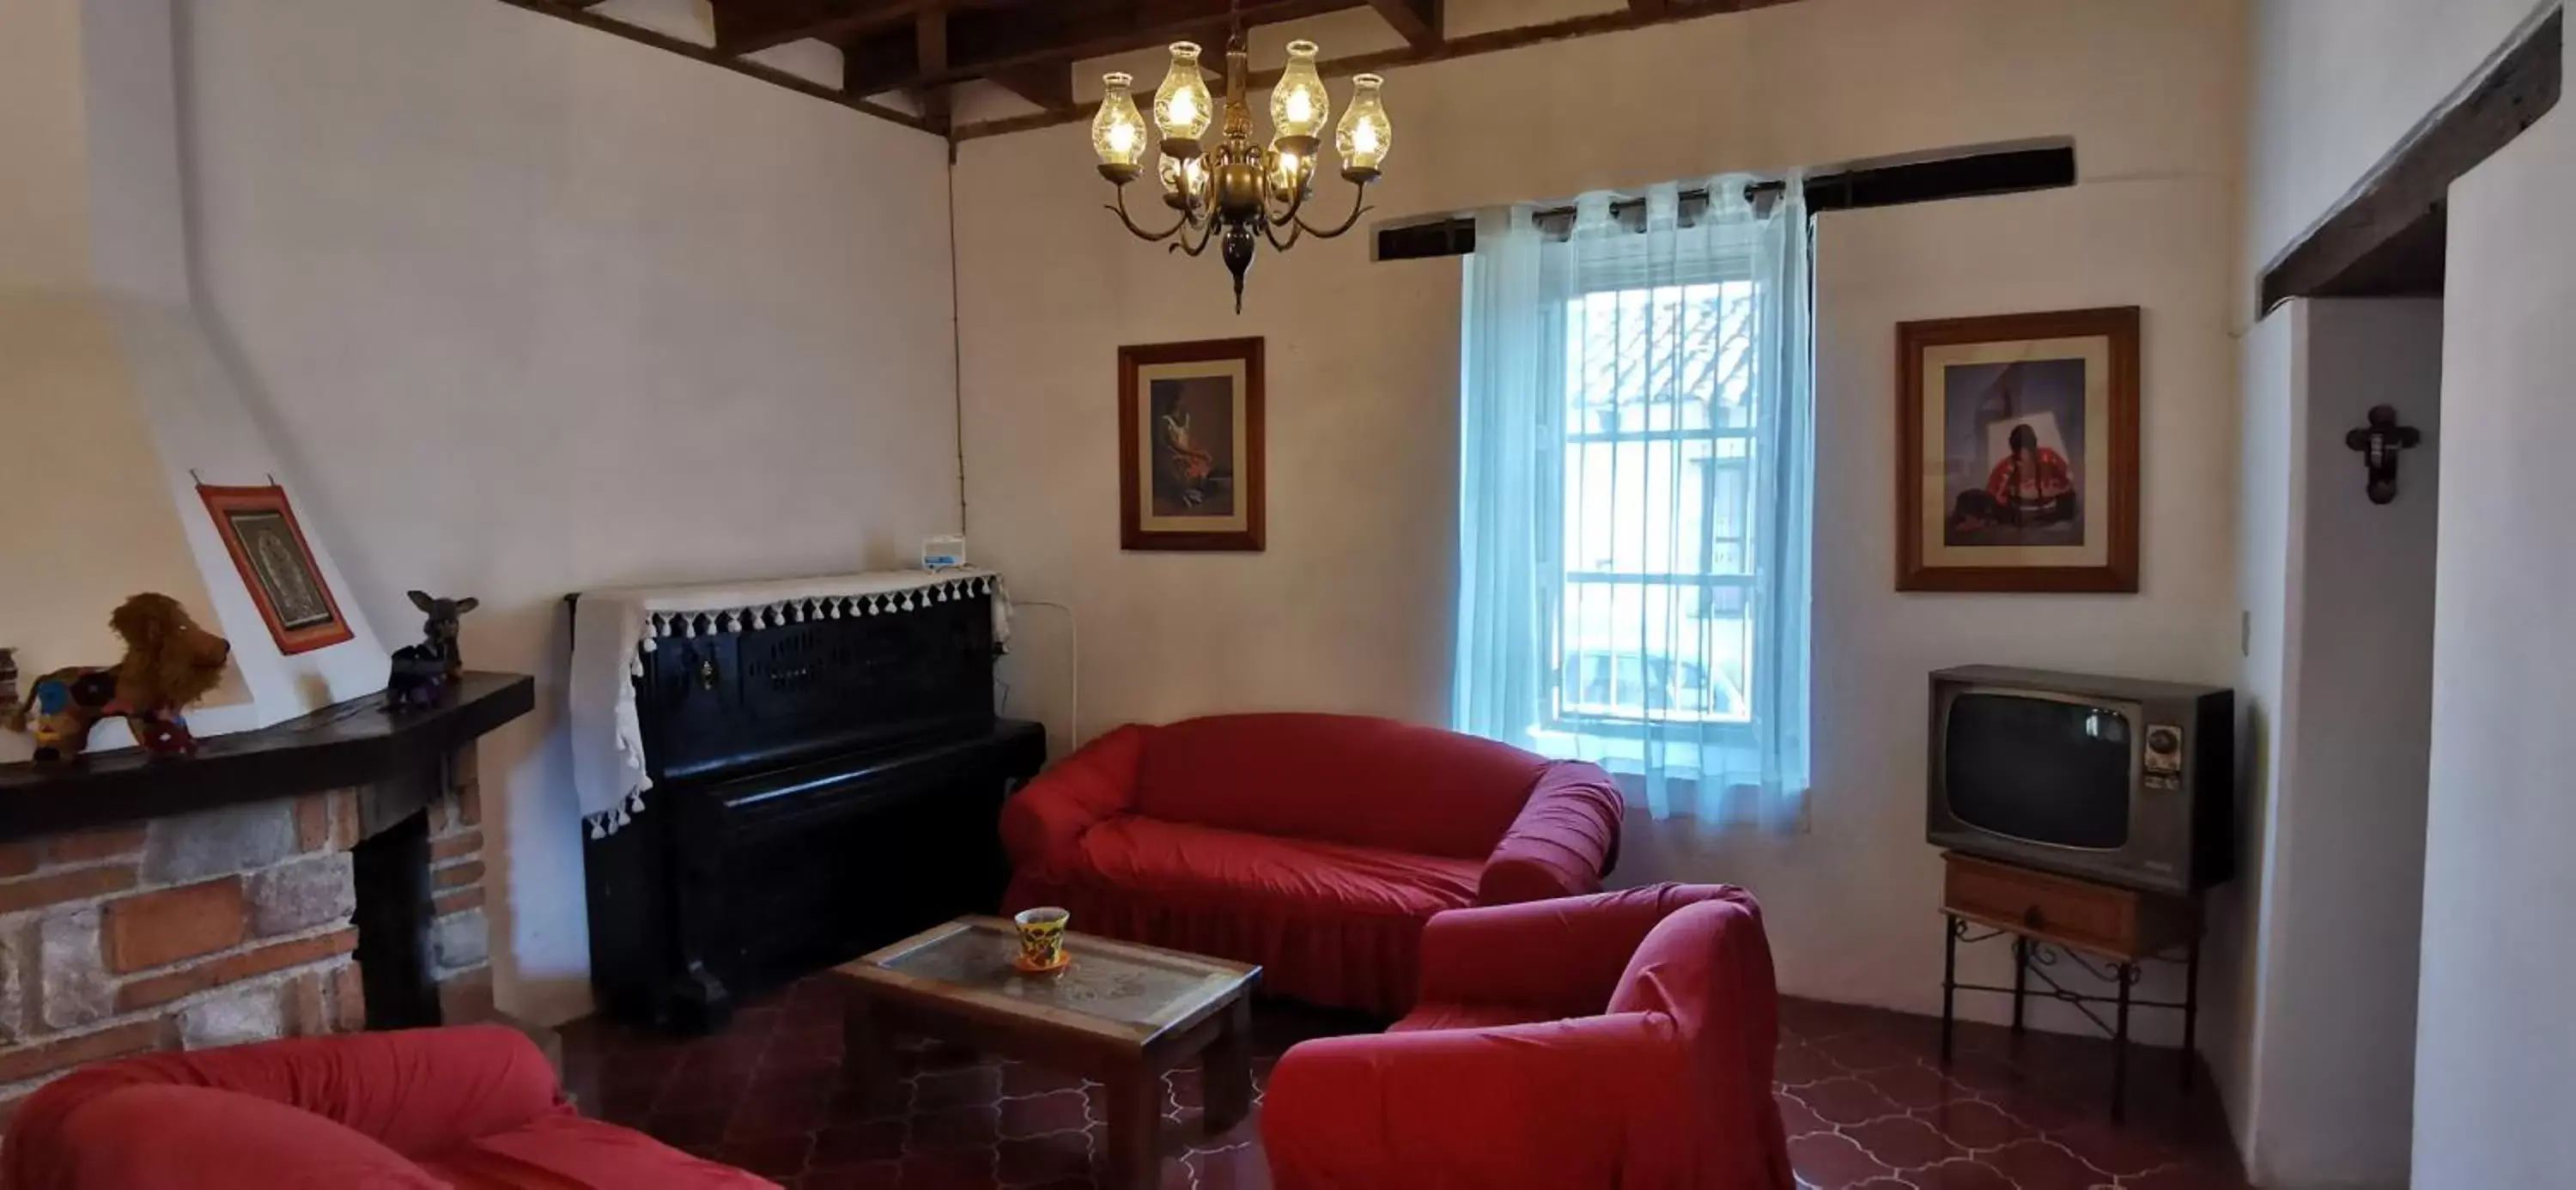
[3,593,233,762]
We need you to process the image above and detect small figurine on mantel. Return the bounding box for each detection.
[3,593,234,762]
[386,591,478,712]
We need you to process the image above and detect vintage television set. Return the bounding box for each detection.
[1927,665,2233,896]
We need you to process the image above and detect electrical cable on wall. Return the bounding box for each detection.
[945,150,969,537]
[1010,600,1078,750]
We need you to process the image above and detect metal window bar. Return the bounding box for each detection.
[1549,270,1762,732]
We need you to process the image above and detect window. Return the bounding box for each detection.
[1454,183,1811,828]
[1548,277,1762,734]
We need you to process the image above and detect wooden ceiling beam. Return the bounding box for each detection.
[953,0,1807,141]
[838,28,919,98]
[843,0,1365,95]
[495,0,939,134]
[501,0,1813,141]
[1365,0,1441,50]
[712,0,947,58]
[910,12,951,132]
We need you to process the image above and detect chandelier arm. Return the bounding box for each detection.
[1168,213,1221,258]
[1263,212,1304,252]
[1266,177,1312,228]
[1104,182,1190,242]
[1293,179,1375,239]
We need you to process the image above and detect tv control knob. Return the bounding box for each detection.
[2147,727,2182,754]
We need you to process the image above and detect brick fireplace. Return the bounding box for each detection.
[0,671,532,1125]
[0,746,492,1112]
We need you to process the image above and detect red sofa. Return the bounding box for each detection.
[1262,885,1794,1190]
[2,1026,769,1190]
[1000,713,1624,1016]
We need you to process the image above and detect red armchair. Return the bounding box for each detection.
[1261,884,1794,1190]
[2,1026,769,1190]
[1001,713,1624,1016]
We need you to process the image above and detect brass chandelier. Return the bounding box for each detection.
[1087,19,1394,312]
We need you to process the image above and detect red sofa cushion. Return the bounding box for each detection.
[1133,713,1548,859]
[1388,1001,1557,1034]
[420,1112,770,1188]
[2,1027,769,1190]
[18,1084,448,1190]
[8,1025,567,1163]
[1077,817,1481,919]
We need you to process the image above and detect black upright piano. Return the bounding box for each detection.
[576,584,1045,1032]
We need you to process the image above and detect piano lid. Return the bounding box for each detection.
[566,568,1008,838]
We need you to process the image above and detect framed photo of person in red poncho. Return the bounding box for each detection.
[1897,308,2139,592]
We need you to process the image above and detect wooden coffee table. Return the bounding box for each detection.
[833,916,1261,1190]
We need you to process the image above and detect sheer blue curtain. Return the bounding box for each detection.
[1455,178,1813,832]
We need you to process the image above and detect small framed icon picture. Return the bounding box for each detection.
[198,483,355,653]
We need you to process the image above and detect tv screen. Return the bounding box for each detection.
[1945,691,2132,849]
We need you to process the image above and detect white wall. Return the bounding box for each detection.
[2238,4,2564,1185]
[2411,64,2576,1190]
[956,0,2247,1037]
[180,0,961,1024]
[2,0,390,756]
[2222,300,2440,1189]
[2214,305,2292,1160]
[0,0,91,292]
[2245,0,2556,274]
[2278,301,2439,1188]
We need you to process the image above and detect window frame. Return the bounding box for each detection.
[1536,244,1770,745]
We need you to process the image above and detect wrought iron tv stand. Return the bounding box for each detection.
[1936,852,2204,1121]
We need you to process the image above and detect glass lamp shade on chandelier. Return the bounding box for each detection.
[1089,28,1393,311]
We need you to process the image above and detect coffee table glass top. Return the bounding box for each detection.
[839,916,1260,1046]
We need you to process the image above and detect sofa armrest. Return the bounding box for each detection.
[1417,883,1741,1017]
[9,1084,449,1190]
[998,725,1147,871]
[1477,761,1624,905]
[1262,1015,1691,1190]
[3,1026,565,1174]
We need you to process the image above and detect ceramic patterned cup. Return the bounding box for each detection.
[1013,907,1070,968]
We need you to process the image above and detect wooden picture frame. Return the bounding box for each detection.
[1897,307,2141,592]
[1118,337,1266,552]
[197,483,355,654]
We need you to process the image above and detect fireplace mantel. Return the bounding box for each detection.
[0,672,534,844]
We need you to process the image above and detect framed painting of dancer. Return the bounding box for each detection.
[1118,337,1266,552]
[1897,307,2140,592]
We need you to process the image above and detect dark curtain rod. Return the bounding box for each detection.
[1530,147,2067,222]
[1527,186,1761,232]
[1376,144,2076,261]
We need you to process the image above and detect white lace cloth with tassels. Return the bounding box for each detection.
[567,568,1009,838]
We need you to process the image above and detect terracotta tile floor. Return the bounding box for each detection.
[560,975,2251,1190]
